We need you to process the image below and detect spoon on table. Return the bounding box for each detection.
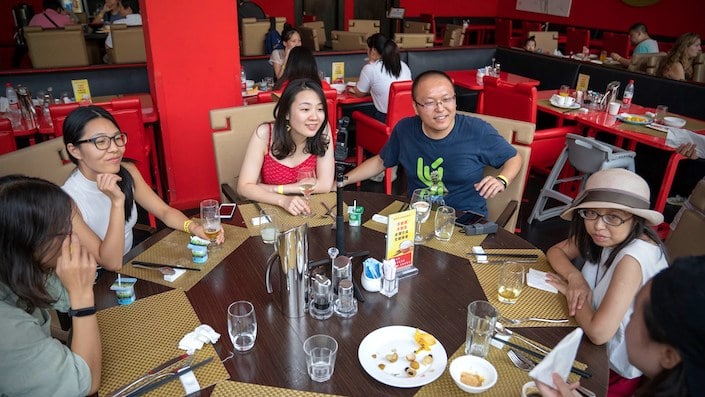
[495,323,550,355]
[132,264,176,276]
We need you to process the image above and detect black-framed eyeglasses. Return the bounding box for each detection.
[578,209,631,226]
[414,95,456,111]
[74,132,128,150]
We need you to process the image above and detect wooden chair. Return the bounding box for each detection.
[109,25,146,64]
[0,136,74,186]
[348,19,380,34]
[210,102,277,202]
[24,25,91,68]
[692,53,705,83]
[301,21,326,49]
[403,21,431,34]
[241,17,286,56]
[419,13,442,45]
[627,52,667,75]
[565,27,591,55]
[459,112,534,232]
[330,30,369,51]
[0,118,17,155]
[298,26,320,52]
[477,76,577,177]
[443,24,465,47]
[665,179,705,261]
[393,33,434,49]
[351,81,415,194]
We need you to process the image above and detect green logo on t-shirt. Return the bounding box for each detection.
[417,157,447,197]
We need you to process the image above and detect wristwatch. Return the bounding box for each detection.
[68,306,97,317]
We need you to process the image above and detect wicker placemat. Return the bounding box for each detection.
[120,224,249,290]
[363,201,487,257]
[415,339,585,397]
[470,250,577,328]
[240,192,348,237]
[211,380,345,397]
[97,289,230,397]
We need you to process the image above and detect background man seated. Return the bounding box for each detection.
[28,0,72,29]
[611,22,659,67]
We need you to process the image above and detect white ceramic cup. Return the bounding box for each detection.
[608,101,621,115]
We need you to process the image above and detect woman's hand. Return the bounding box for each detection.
[536,373,581,397]
[190,223,225,244]
[280,195,311,216]
[55,234,97,306]
[96,173,125,204]
[548,272,591,316]
[676,143,699,159]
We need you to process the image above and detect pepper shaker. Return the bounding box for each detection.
[334,279,357,318]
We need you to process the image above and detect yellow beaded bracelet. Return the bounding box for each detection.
[277,185,284,194]
[496,174,509,188]
[183,219,194,234]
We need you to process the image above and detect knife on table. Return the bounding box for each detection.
[131,261,201,272]
[123,357,214,397]
[107,354,191,397]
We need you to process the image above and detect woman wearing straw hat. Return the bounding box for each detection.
[545,168,668,397]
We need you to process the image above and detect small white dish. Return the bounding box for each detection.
[663,116,686,128]
[549,95,580,109]
[331,83,346,95]
[449,355,498,394]
[522,381,541,397]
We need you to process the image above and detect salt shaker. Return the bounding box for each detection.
[380,259,398,298]
[332,255,352,294]
[310,274,334,320]
[334,279,357,318]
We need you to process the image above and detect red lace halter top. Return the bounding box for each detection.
[260,123,317,185]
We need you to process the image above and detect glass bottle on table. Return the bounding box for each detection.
[410,188,431,243]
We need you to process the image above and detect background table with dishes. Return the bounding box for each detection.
[93,191,608,396]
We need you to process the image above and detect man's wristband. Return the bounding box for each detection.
[496,174,509,188]
[277,185,284,194]
[68,306,96,317]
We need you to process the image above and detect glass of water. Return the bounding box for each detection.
[303,334,338,382]
[227,301,257,352]
[464,300,497,358]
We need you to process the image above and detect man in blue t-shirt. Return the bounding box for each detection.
[343,70,522,217]
[611,22,660,67]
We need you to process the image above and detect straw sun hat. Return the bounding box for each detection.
[560,168,664,226]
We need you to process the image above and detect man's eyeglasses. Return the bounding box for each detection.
[74,132,128,150]
[414,95,456,111]
[578,209,631,226]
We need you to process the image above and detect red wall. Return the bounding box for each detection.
[400,0,498,18]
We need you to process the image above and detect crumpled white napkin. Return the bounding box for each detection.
[526,268,558,293]
[666,128,705,159]
[529,328,583,388]
[178,324,221,354]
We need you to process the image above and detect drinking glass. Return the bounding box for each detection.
[303,334,338,382]
[559,85,570,97]
[465,300,497,358]
[297,168,317,217]
[655,105,668,123]
[410,188,431,243]
[227,301,257,352]
[434,205,456,241]
[260,208,280,244]
[200,199,221,250]
[497,262,525,304]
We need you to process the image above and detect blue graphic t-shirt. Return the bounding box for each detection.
[379,114,517,216]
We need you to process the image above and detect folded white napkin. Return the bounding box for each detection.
[666,128,705,159]
[526,268,558,294]
[529,328,583,388]
[178,324,221,354]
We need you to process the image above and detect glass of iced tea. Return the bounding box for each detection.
[497,262,525,304]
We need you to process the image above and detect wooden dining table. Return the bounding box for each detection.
[94,191,608,396]
[536,89,705,213]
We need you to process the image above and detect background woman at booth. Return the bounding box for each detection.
[659,32,702,81]
[269,24,302,80]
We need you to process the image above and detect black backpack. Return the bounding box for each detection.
[264,17,282,54]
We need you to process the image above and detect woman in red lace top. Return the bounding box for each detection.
[238,78,334,216]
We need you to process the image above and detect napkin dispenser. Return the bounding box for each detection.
[265,223,309,318]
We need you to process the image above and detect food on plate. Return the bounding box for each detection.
[460,371,485,387]
[414,329,437,352]
[385,351,398,363]
[406,353,416,361]
[620,114,649,123]
[421,354,434,365]
[405,367,417,377]
[378,363,385,370]
[409,360,420,369]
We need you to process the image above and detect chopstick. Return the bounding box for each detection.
[472,253,539,259]
[124,357,214,397]
[492,336,592,378]
[131,261,201,272]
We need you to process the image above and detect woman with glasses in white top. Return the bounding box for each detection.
[546,168,668,397]
[62,106,222,271]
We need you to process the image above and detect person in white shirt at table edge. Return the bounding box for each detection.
[340,70,522,218]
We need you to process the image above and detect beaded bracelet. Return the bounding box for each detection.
[277,185,284,194]
[183,219,194,234]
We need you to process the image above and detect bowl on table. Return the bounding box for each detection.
[331,83,346,95]
[449,355,498,394]
[663,116,686,128]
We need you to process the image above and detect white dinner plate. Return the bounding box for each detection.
[549,96,580,110]
[358,326,448,388]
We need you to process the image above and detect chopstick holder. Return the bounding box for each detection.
[164,268,186,282]
[179,370,201,395]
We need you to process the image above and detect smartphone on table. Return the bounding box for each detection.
[455,210,484,227]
